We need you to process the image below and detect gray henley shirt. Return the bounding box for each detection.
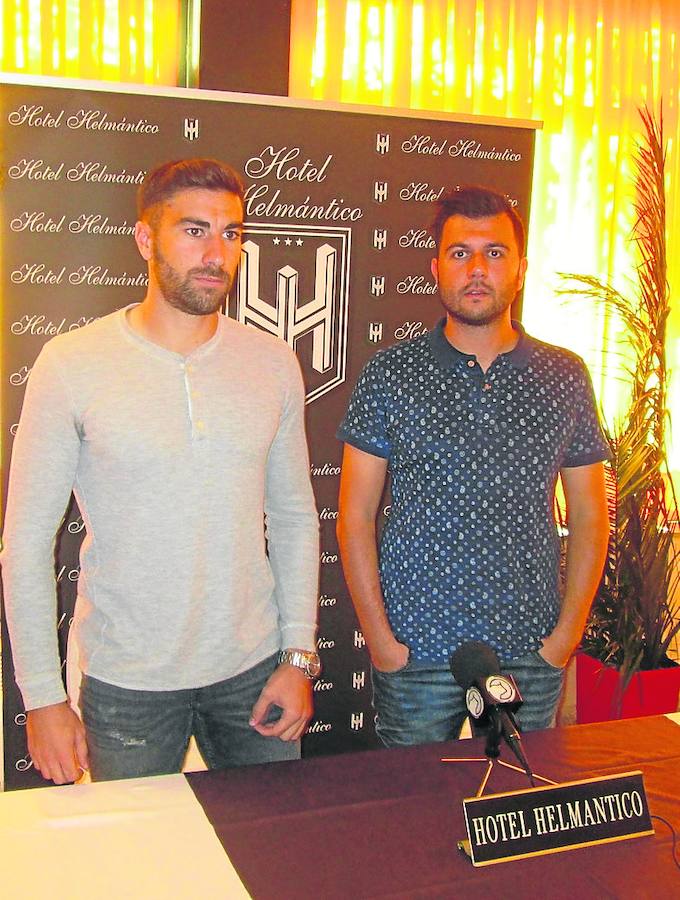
[1,306,319,710]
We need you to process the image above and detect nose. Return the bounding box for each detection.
[202,234,227,267]
[468,252,487,277]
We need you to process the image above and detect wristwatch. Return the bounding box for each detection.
[278,648,322,680]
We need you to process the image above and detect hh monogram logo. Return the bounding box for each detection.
[374,181,388,202]
[232,224,351,403]
[352,671,366,690]
[376,133,390,154]
[373,228,387,250]
[368,322,383,343]
[183,118,200,141]
[371,275,385,297]
[350,712,365,730]
[353,630,366,649]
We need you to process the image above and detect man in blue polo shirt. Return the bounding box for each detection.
[336,185,609,746]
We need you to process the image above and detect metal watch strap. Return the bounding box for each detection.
[278,648,321,679]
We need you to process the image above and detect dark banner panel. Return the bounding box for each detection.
[0,76,536,789]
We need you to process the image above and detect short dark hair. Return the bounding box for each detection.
[137,158,244,222]
[431,185,526,256]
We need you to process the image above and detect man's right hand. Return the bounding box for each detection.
[371,640,410,674]
[26,701,89,784]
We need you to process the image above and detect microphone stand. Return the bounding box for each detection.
[441,712,557,798]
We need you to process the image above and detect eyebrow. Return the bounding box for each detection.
[446,240,511,251]
[176,217,244,229]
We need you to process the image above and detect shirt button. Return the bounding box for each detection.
[196,420,205,431]
[467,359,475,368]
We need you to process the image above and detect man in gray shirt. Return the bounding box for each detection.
[2,158,321,783]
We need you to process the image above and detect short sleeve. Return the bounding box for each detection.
[562,360,610,468]
[337,355,392,458]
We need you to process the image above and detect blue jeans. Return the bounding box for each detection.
[371,649,565,748]
[80,653,299,781]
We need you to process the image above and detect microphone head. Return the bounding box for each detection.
[449,640,501,689]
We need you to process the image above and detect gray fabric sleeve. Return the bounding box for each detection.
[264,351,319,651]
[1,344,81,709]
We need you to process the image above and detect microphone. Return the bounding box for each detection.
[450,641,534,782]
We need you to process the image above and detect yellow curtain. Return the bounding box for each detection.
[290,0,680,468]
[0,0,181,84]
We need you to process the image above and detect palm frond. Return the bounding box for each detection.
[559,104,680,691]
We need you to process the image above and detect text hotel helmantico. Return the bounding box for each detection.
[0,78,536,789]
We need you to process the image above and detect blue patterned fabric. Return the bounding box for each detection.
[337,318,609,664]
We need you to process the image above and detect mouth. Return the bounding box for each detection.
[192,271,227,287]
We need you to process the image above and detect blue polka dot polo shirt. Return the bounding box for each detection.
[337,318,609,664]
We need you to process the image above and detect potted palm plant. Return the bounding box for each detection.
[560,105,680,723]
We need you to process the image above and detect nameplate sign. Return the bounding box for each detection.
[461,771,653,866]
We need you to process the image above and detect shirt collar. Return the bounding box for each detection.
[119,304,224,362]
[427,317,533,370]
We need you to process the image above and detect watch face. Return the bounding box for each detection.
[484,674,517,704]
[306,656,322,678]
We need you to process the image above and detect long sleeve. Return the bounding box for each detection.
[264,351,319,651]
[1,343,82,709]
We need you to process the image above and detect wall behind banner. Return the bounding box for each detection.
[0,77,536,789]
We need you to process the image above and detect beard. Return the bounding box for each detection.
[438,279,516,327]
[152,248,233,317]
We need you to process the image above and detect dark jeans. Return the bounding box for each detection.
[80,652,299,781]
[371,649,565,747]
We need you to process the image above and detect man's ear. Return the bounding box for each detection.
[516,256,528,292]
[430,257,439,284]
[134,220,153,261]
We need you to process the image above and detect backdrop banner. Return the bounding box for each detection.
[0,75,537,790]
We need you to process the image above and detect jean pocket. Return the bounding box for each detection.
[372,658,413,678]
[533,649,566,673]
